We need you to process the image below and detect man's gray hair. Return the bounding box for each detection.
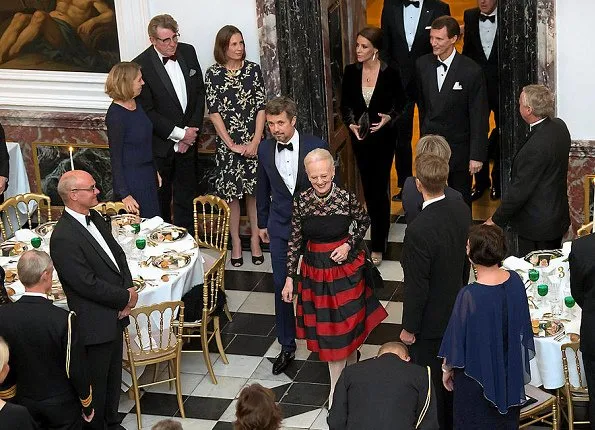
[17,250,53,287]
[522,84,555,118]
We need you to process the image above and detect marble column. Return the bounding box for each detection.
[274,0,328,139]
[256,0,281,98]
[498,0,538,255]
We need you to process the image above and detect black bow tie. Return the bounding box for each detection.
[436,60,447,71]
[277,142,293,152]
[85,215,92,226]
[162,54,177,65]
[403,0,420,7]
[479,14,496,23]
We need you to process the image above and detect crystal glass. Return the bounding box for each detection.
[536,284,548,309]
[564,296,576,319]
[30,237,42,249]
[528,269,540,282]
[131,223,141,235]
[133,237,146,261]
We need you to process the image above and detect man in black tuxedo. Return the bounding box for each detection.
[329,341,438,430]
[416,15,489,207]
[463,0,501,201]
[0,250,94,429]
[400,153,471,429]
[256,97,327,375]
[51,170,138,430]
[134,14,205,233]
[569,233,595,426]
[487,85,570,256]
[0,123,9,203]
[380,0,450,200]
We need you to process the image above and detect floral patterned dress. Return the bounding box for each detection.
[205,60,266,201]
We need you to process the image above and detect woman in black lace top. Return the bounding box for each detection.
[281,149,387,407]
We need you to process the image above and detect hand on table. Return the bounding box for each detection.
[330,243,351,264]
[122,195,140,215]
[281,277,294,303]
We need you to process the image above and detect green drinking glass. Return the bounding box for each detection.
[131,223,141,234]
[564,296,576,309]
[528,269,540,282]
[537,284,548,297]
[30,237,42,249]
[135,238,146,251]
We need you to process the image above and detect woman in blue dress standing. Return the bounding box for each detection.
[105,62,160,217]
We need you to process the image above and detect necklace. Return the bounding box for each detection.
[226,61,244,77]
[313,183,335,204]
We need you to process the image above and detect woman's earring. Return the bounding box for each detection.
[373,52,377,61]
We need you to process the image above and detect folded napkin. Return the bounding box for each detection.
[502,256,533,272]
[14,229,37,242]
[140,216,164,233]
[561,241,572,256]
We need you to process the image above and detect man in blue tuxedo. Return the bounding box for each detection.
[257,96,327,375]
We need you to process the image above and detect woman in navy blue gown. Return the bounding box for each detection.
[105,62,160,218]
[439,224,535,429]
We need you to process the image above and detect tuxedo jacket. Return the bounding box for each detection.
[570,234,595,356]
[402,198,471,339]
[340,62,407,135]
[328,354,438,430]
[0,296,92,415]
[134,43,205,158]
[256,134,327,241]
[492,118,570,240]
[381,0,450,98]
[462,8,499,106]
[0,123,8,179]
[416,51,489,171]
[401,176,462,225]
[50,210,132,345]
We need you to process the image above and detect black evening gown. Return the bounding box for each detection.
[105,102,160,218]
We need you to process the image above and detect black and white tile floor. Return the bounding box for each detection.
[118,222,407,429]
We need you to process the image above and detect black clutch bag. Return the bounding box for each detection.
[357,111,370,140]
[363,255,384,289]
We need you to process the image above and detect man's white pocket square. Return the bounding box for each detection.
[189,69,196,77]
[453,82,463,90]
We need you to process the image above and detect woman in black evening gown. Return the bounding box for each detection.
[340,26,406,266]
[105,61,160,218]
[281,149,387,407]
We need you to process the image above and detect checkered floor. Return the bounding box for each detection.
[118,222,407,429]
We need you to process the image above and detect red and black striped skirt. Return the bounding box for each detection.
[295,237,388,361]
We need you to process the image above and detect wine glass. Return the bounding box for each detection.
[135,237,147,261]
[30,237,42,249]
[564,296,576,319]
[537,284,548,309]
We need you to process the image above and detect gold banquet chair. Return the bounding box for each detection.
[175,256,229,384]
[559,341,590,429]
[520,384,559,429]
[122,301,185,430]
[0,193,51,240]
[193,195,233,321]
[91,201,127,216]
[577,222,593,237]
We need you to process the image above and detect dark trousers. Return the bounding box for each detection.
[517,236,563,257]
[20,392,82,430]
[84,333,124,430]
[269,235,296,352]
[394,102,415,188]
[410,338,453,430]
[353,139,393,252]
[155,146,197,234]
[582,352,595,429]
[448,170,472,208]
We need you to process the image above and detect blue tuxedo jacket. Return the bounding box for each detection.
[256,134,327,240]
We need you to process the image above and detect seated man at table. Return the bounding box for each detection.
[50,170,137,430]
[0,250,94,429]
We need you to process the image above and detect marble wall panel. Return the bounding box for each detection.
[568,141,595,235]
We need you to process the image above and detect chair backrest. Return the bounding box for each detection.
[577,222,593,237]
[202,256,225,318]
[0,193,51,239]
[124,301,184,362]
[92,201,127,216]
[561,341,588,393]
[193,195,230,252]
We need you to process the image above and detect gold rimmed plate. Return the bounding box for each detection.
[149,226,188,243]
[4,269,18,284]
[132,278,146,293]
[0,241,28,257]
[111,214,140,228]
[531,319,564,337]
[35,221,57,236]
[152,253,191,270]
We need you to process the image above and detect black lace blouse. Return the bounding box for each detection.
[287,185,370,276]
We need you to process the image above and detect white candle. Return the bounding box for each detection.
[69,146,74,170]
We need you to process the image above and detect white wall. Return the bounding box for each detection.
[147,0,260,70]
[556,1,595,140]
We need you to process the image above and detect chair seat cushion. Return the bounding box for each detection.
[521,384,555,412]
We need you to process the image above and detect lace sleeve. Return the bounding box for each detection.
[287,196,303,276]
[347,192,370,249]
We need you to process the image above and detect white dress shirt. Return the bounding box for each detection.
[154,47,188,151]
[529,117,547,131]
[422,194,446,210]
[403,0,424,51]
[22,292,49,298]
[436,48,457,92]
[274,129,300,195]
[65,207,120,271]
[479,8,497,59]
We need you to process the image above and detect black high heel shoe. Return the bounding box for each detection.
[252,255,264,265]
[230,256,243,267]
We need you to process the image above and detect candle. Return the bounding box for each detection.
[69,146,74,170]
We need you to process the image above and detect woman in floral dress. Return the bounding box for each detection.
[205,25,266,266]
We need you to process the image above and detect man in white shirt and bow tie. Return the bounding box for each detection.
[51,170,137,430]
[415,15,489,208]
[256,97,327,375]
[134,14,205,234]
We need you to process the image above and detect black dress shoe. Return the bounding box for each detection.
[272,350,295,375]
[470,187,486,202]
[391,191,403,202]
[490,187,501,200]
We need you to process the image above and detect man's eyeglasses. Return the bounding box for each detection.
[71,185,98,193]
[154,33,180,45]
